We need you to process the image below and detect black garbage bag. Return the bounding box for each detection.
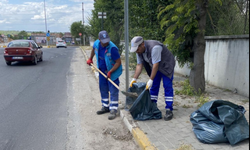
[190,100,249,145]
[124,82,147,110]
[127,82,162,121]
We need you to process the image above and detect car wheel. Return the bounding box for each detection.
[6,61,11,66]
[33,56,38,65]
[65,46,67,48]
[40,55,43,62]
[56,46,58,48]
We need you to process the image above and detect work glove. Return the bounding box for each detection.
[129,78,137,87]
[107,71,111,79]
[87,58,93,66]
[146,79,153,90]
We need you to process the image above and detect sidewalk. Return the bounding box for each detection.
[81,47,249,150]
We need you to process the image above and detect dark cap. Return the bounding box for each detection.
[98,30,110,43]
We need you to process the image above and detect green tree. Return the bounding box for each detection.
[129,0,167,41]
[87,11,100,39]
[9,34,14,40]
[89,0,125,54]
[126,0,169,69]
[89,0,168,55]
[83,25,92,45]
[70,21,87,45]
[17,30,28,39]
[59,32,63,38]
[206,0,249,36]
[32,31,44,34]
[158,0,222,93]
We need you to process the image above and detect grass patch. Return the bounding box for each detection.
[195,95,210,107]
[175,79,210,107]
[224,89,231,92]
[174,79,195,96]
[241,99,249,104]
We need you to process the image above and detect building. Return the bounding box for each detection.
[31,33,56,45]
[0,35,4,43]
[63,32,73,43]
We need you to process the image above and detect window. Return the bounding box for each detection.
[31,42,38,48]
[8,41,30,47]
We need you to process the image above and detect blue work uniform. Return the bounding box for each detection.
[137,40,175,110]
[93,40,122,111]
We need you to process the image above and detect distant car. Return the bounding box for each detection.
[56,40,67,48]
[3,40,43,66]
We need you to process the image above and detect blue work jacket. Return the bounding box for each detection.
[93,40,122,81]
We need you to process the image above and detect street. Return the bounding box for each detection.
[0,47,139,150]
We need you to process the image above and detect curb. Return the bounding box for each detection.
[79,47,157,150]
[132,128,157,150]
[43,46,56,48]
[120,109,157,150]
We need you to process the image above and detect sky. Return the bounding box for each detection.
[0,0,94,32]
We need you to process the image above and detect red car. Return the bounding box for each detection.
[3,40,43,66]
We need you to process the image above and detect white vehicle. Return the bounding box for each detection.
[56,40,67,48]
[56,38,62,42]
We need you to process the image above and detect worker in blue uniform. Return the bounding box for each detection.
[129,36,175,121]
[87,30,122,120]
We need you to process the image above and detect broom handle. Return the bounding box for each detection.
[90,63,120,90]
[81,47,120,90]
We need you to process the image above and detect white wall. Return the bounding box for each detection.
[174,35,249,97]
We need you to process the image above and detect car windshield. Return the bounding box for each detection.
[8,41,30,47]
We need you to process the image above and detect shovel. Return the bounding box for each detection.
[90,63,138,98]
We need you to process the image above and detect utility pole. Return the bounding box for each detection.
[244,0,248,34]
[124,0,129,91]
[44,0,48,47]
[82,2,85,46]
[46,30,50,47]
[82,2,84,25]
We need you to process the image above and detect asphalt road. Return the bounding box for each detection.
[0,47,75,150]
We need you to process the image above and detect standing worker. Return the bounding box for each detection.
[129,36,175,121]
[87,30,122,120]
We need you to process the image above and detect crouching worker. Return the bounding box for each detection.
[129,36,175,121]
[87,30,122,120]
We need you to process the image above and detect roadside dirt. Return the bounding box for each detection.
[66,47,139,150]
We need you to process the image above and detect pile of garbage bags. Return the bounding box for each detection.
[190,100,249,145]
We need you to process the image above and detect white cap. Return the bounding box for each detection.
[130,36,143,52]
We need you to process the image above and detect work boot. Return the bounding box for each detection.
[108,109,120,120]
[164,108,173,121]
[96,107,110,115]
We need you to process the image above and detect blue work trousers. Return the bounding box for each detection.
[150,71,174,110]
[99,68,119,111]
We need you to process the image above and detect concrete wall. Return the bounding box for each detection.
[174,35,249,97]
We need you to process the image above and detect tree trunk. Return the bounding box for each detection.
[189,0,208,93]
